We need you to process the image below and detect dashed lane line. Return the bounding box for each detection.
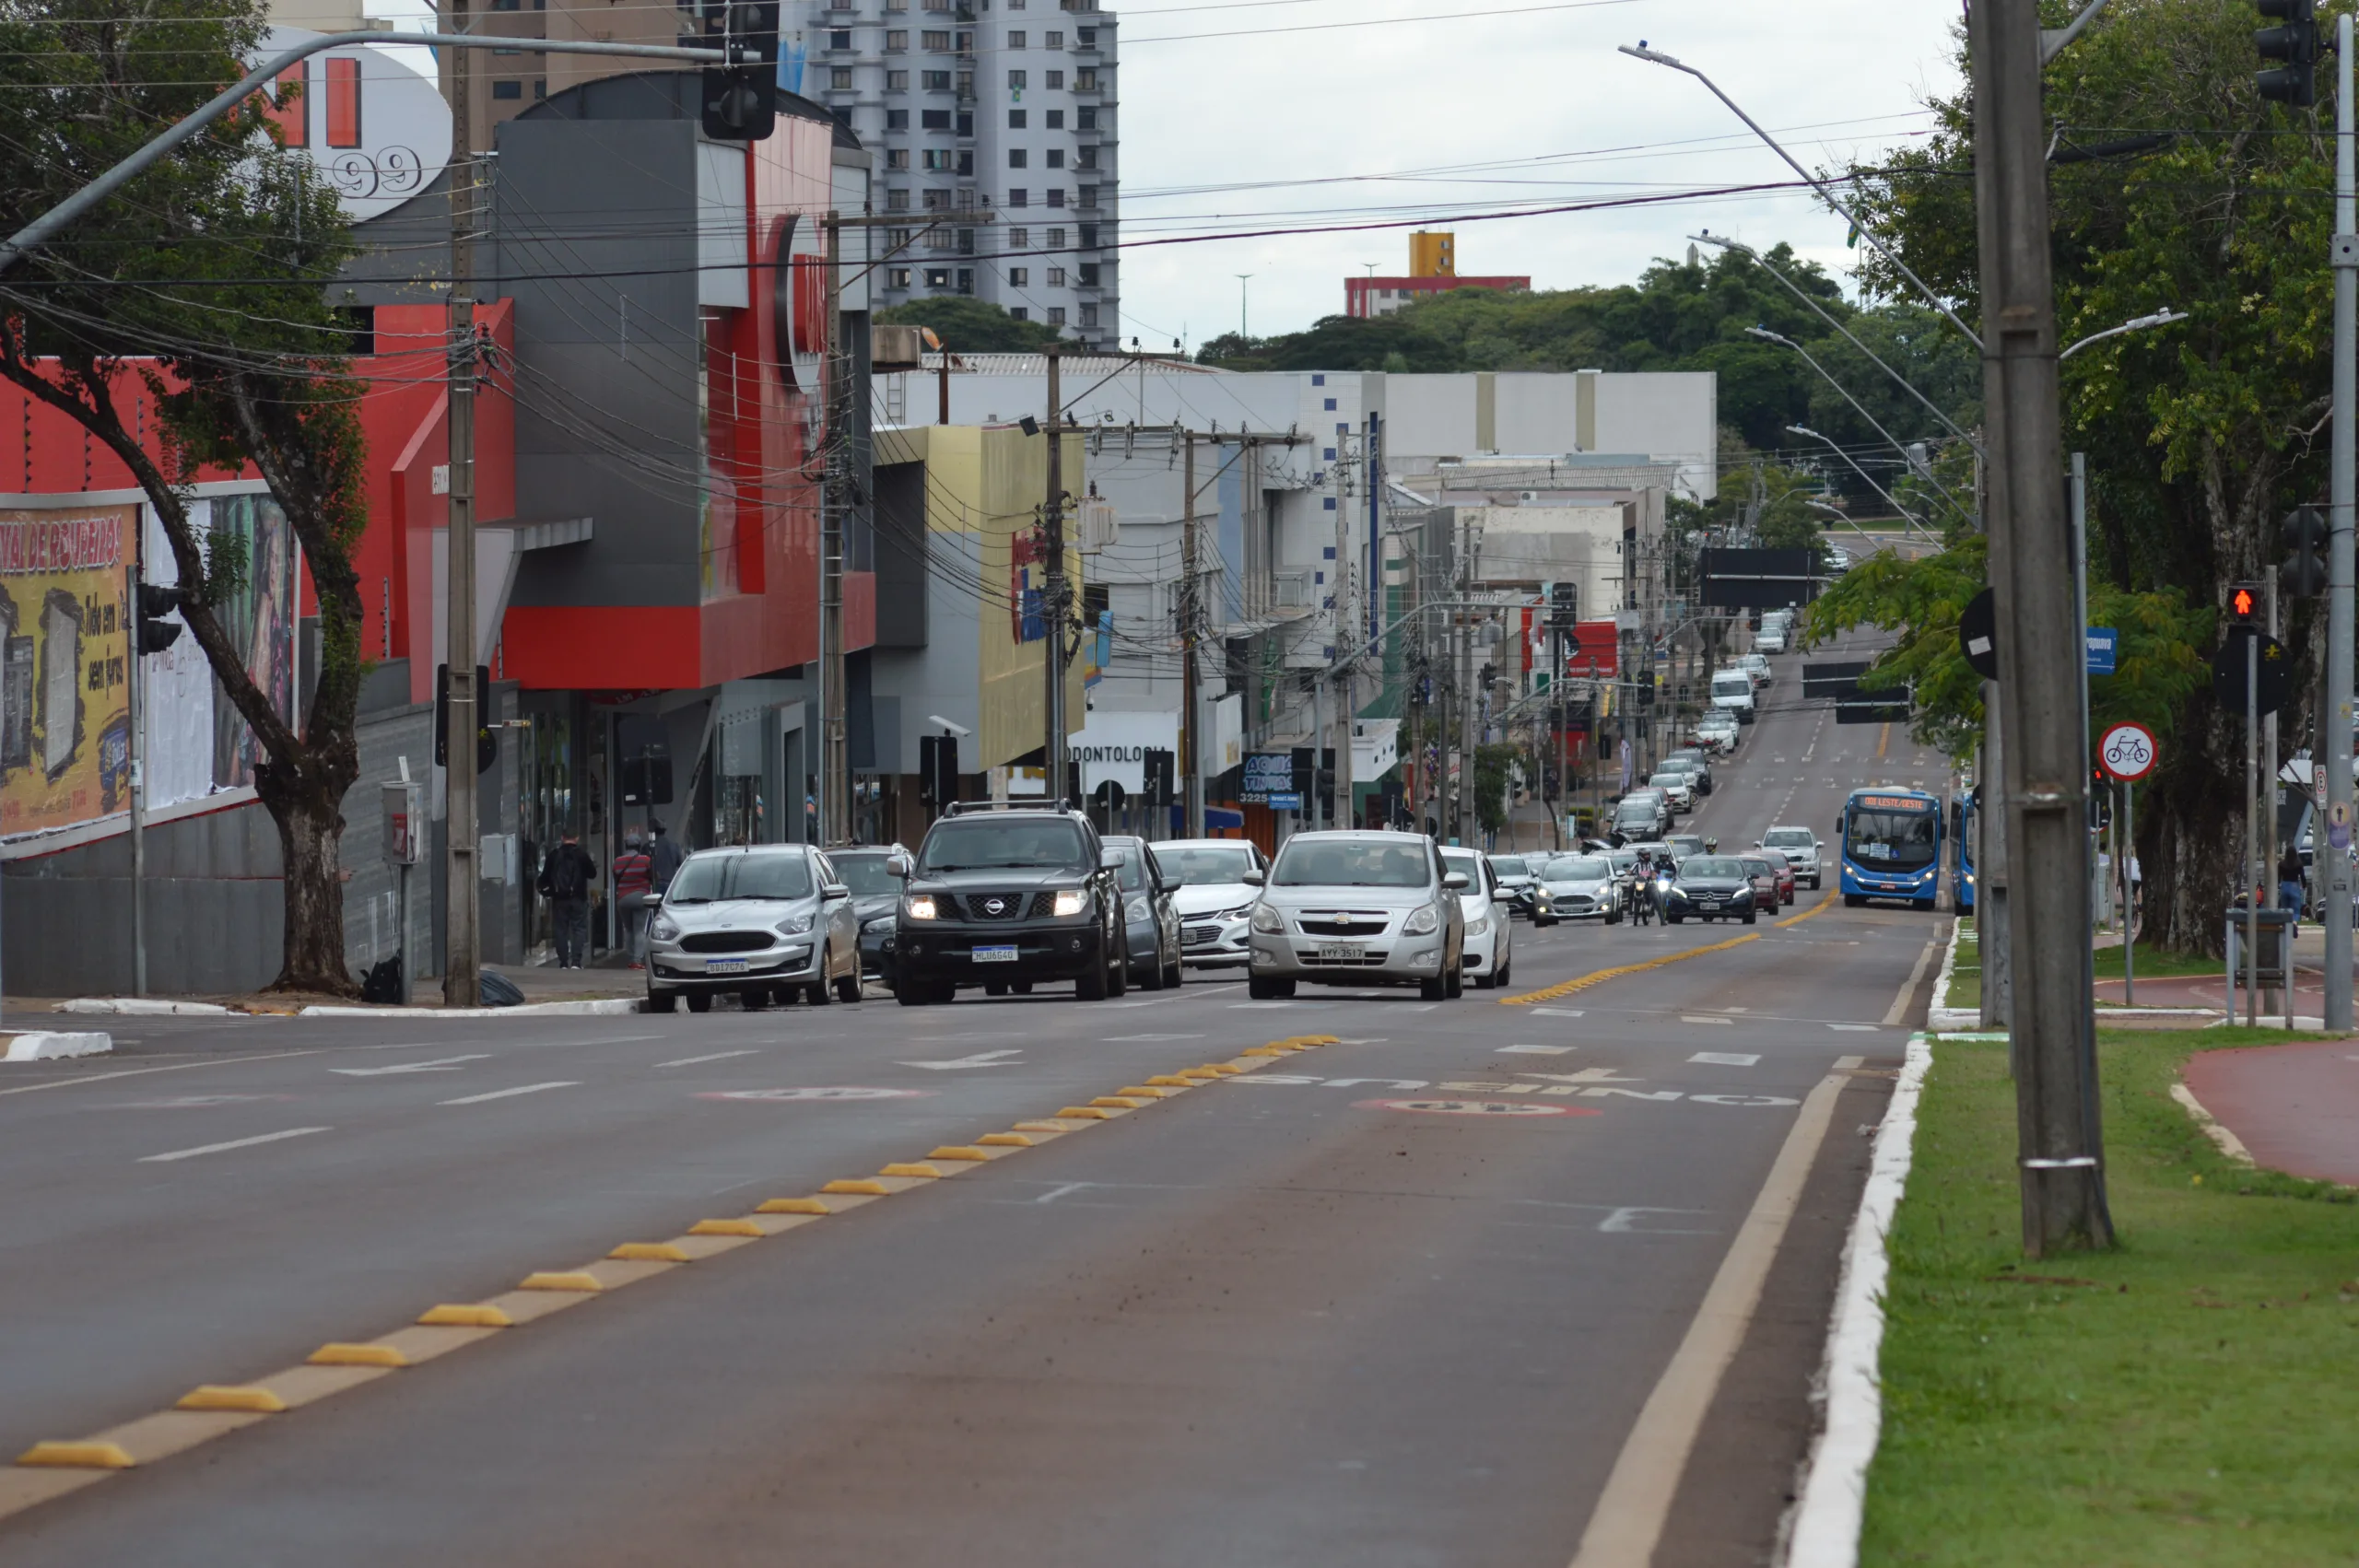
[137,1127,334,1164]
[0,1049,333,1098]
[437,1082,581,1106]
[654,1050,761,1069]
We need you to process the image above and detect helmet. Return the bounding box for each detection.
[1705,837,1719,852]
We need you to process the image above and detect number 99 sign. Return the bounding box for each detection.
[2099,721,2157,782]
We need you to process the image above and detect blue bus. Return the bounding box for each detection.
[1951,792,1975,913]
[1837,786,1943,909]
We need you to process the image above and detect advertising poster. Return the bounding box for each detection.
[206,493,299,790]
[0,506,132,837]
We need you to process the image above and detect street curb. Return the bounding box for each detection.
[1924,916,1973,1032]
[297,998,640,1019]
[1781,1031,1933,1568]
[54,999,232,1017]
[2,1031,114,1062]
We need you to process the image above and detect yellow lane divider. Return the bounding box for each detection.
[1776,891,1837,928]
[0,1032,1338,1522]
[1499,932,1763,1005]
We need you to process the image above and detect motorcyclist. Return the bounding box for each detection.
[1630,848,1658,926]
[1704,837,1719,853]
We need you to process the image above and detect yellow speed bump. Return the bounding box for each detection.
[878,1163,942,1179]
[307,1343,408,1369]
[1199,1064,1243,1075]
[823,1178,891,1196]
[1013,1119,1074,1132]
[978,1131,1035,1147]
[929,1146,991,1161]
[687,1218,765,1237]
[1054,1106,1110,1120]
[17,1441,135,1470]
[417,1304,514,1328]
[1176,1069,1221,1082]
[1090,1096,1147,1109]
[1298,1035,1340,1046]
[520,1271,604,1293]
[1144,1075,1194,1087]
[1240,1047,1287,1057]
[757,1196,831,1215]
[175,1386,287,1414]
[1113,1086,1168,1099]
[608,1242,692,1263]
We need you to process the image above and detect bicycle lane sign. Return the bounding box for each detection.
[2099,721,2158,782]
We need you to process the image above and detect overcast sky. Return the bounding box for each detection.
[1109,0,1966,349]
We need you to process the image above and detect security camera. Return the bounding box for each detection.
[927,714,973,738]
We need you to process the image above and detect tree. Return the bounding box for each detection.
[0,0,370,992]
[874,296,1063,354]
[1846,0,2333,953]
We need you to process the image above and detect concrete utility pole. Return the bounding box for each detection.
[1041,347,1070,802]
[443,0,482,1007]
[1180,429,1203,837]
[1971,0,2111,1253]
[1334,439,1356,829]
[819,214,849,847]
[2326,9,2355,1034]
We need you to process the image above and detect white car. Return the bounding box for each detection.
[1696,712,1741,754]
[1439,847,1514,989]
[1759,825,1825,890]
[1151,838,1269,971]
[1647,770,1696,813]
[1739,651,1773,685]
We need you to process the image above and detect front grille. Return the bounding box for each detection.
[1301,950,1391,965]
[1297,913,1391,937]
[1558,896,1594,912]
[1029,891,1062,918]
[679,930,774,954]
[1183,926,1221,945]
[958,893,1028,920]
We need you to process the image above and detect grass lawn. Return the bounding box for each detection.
[2092,941,2223,980]
[1861,1027,2359,1567]
[1943,919,1978,1012]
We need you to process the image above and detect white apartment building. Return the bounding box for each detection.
[806,0,1120,346]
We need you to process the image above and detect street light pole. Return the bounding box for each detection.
[442,0,481,1007]
[1786,424,1930,536]
[2326,10,2355,1034]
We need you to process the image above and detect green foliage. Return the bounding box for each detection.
[1474,742,1520,837]
[874,296,1064,354]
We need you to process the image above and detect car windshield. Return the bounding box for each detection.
[1440,848,1484,883]
[1661,758,1698,773]
[918,817,1090,873]
[829,854,900,896]
[1680,857,1747,880]
[667,852,813,904]
[1606,850,1639,872]
[1742,859,1774,878]
[1649,773,1685,789]
[1666,837,1705,857]
[1543,856,1612,881]
[1712,674,1751,696]
[1489,856,1529,877]
[1153,844,1259,885]
[1848,808,1939,871]
[1764,829,1813,849]
[1106,845,1148,890]
[1271,839,1434,889]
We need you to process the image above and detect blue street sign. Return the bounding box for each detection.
[1265,791,1303,810]
[2086,626,2118,676]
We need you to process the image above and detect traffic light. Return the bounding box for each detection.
[1142,746,1176,808]
[135,583,185,655]
[434,663,499,775]
[700,0,780,141]
[2281,505,2328,598]
[2257,0,2319,109]
[1548,580,1579,631]
[919,732,961,811]
[2228,581,2262,626]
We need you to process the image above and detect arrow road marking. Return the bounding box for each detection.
[331,1055,491,1076]
[1688,1051,1761,1067]
[898,1049,1023,1071]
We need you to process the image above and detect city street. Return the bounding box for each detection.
[0,654,1952,1566]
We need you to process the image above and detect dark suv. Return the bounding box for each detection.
[889,802,1128,1005]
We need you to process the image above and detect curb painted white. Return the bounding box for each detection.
[298,998,640,1019]
[2,1031,114,1062]
[1781,1031,1934,1568]
[55,998,232,1016]
[1924,918,1975,1032]
[2169,1082,2256,1166]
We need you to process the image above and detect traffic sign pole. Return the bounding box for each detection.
[2098,722,2157,1006]
[2327,7,2355,1034]
[2248,632,2259,1026]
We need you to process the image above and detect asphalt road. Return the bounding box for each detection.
[0,641,1950,1566]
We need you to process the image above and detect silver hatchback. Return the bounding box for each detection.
[645,845,863,1013]
[1245,831,1466,1000]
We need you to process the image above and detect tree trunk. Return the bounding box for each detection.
[259,761,356,992]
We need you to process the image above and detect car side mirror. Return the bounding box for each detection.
[1491,888,1514,902]
[1101,848,1125,871]
[821,882,850,900]
[886,853,912,878]
[1241,869,1264,886]
[1442,872,1470,891]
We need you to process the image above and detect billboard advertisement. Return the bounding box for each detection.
[0,506,133,837]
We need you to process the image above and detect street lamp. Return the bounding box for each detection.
[1235,273,1254,341]
[2060,309,2188,360]
[1619,41,1983,351]
[1789,424,1929,537]
[1748,325,1973,526]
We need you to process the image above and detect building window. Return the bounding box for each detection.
[923,148,956,170]
[1074,145,1095,170]
[921,108,950,128]
[492,79,522,99]
[1046,69,1064,88]
[885,29,908,49]
[1077,263,1098,286]
[886,68,910,89]
[533,77,546,99]
[1047,227,1065,248]
[1077,28,1096,45]
[1074,67,1097,91]
[1009,267,1029,286]
[888,266,911,288]
[957,110,973,134]
[1007,69,1027,88]
[1045,148,1063,169]
[1045,30,1062,47]
[1046,265,1066,286]
[1008,109,1027,128]
[1007,29,1025,47]
[1010,307,1028,322]
[1077,106,1097,130]
[1076,223,1095,248]
[829,29,851,47]
[925,226,956,250]
[491,0,518,9]
[886,148,909,170]
[1079,304,1098,327]
[921,69,950,88]
[1008,227,1030,249]
[1046,109,1063,128]
[925,268,951,288]
[922,29,951,49]
[923,188,951,209]
[888,227,914,251]
[1007,187,1028,206]
[1047,306,1065,324]
[1046,188,1064,207]
[958,150,974,175]
[830,66,853,89]
[957,268,973,294]
[1323,398,1337,411]
[886,188,910,211]
[886,108,909,129]
[1076,185,1097,209]
[1008,147,1027,168]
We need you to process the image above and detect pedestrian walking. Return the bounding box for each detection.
[614,828,654,968]
[536,826,598,969]
[2279,846,2306,936]
[648,816,685,895]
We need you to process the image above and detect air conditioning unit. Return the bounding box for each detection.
[871,324,925,371]
[1077,498,1119,551]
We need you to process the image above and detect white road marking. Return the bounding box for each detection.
[1520,1068,1644,1084]
[139,1126,333,1163]
[439,1082,581,1106]
[0,1048,331,1098]
[1688,1051,1761,1067]
[1401,1003,1440,1012]
[1883,936,1942,1026]
[656,1049,762,1068]
[1679,1015,1735,1026]
[330,1055,491,1077]
[1105,1034,1203,1042]
[1034,1182,1094,1204]
[1498,1043,1576,1056]
[1229,1002,1297,1010]
[1532,1007,1586,1019]
[898,1049,1023,1071]
[1828,1024,1881,1033]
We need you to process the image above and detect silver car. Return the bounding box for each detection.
[1245,831,1466,1000]
[645,845,863,1013]
[1760,825,1825,890]
[1532,851,1623,926]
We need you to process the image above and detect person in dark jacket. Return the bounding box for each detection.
[648,816,685,895]
[537,827,599,968]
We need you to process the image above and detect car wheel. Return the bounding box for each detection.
[1011,981,1033,995]
[984,982,1009,997]
[1844,894,1863,907]
[1248,976,1296,1000]
[740,987,769,1011]
[1913,896,1937,912]
[1076,955,1109,1001]
[1743,907,1758,925]
[835,970,863,1003]
[1446,965,1464,1000]
[1106,944,1129,998]
[1605,908,1620,926]
[1812,875,1824,890]
[685,992,712,1014]
[1139,951,1166,990]
[644,991,676,1013]
[1163,957,1183,989]
[896,977,932,1007]
[1418,974,1449,1001]
[1494,959,1509,988]
[1669,912,1685,924]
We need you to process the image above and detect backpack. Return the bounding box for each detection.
[543,845,588,901]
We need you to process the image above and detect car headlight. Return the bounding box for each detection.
[863,914,895,932]
[774,912,815,936]
[1221,903,1256,921]
[1402,906,1439,936]
[1052,888,1088,918]
[650,914,680,942]
[904,895,939,920]
[1466,914,1491,937]
[1124,895,1151,922]
[1250,903,1285,933]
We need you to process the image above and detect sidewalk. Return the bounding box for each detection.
[2184,1037,2359,1187]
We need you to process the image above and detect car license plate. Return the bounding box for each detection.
[972,944,1019,964]
[705,957,748,974]
[1316,942,1366,962]
[1698,901,1719,911]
